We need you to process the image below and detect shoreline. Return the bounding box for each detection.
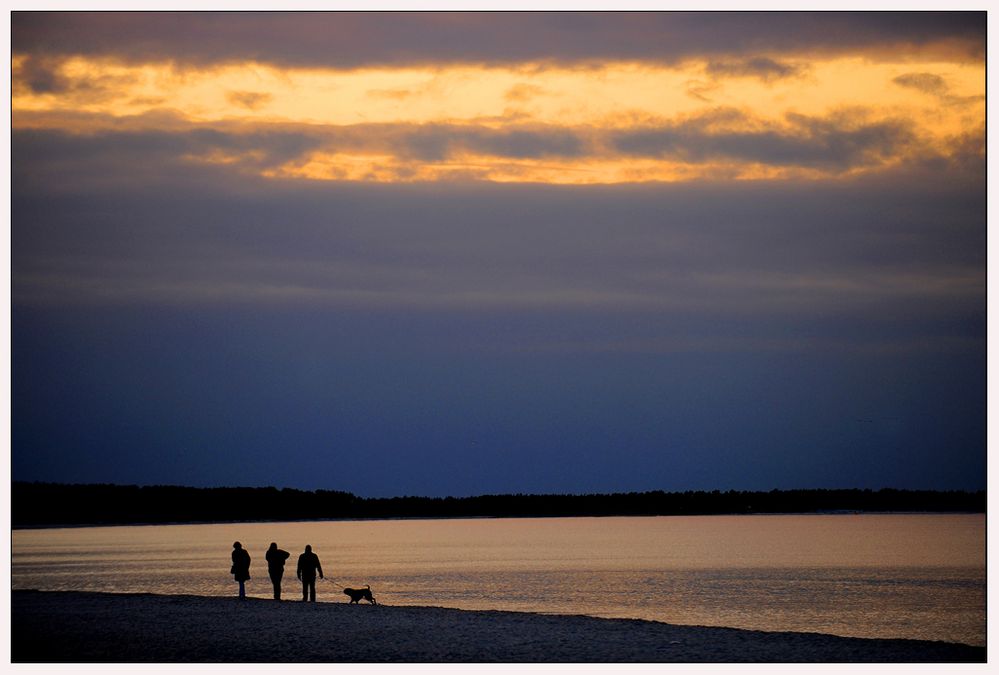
[11,589,986,663]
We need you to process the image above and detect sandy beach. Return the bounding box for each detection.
[11,590,985,663]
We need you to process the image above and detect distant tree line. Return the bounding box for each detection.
[10,482,985,528]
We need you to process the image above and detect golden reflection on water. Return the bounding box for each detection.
[12,514,985,646]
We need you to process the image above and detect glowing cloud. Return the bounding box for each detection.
[11,14,984,185]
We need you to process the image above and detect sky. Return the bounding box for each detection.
[10,11,987,497]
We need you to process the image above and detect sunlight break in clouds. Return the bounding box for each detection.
[11,54,984,184]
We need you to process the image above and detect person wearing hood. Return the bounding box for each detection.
[230,541,251,600]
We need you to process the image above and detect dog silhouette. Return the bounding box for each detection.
[343,585,376,604]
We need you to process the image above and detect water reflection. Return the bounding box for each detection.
[12,514,985,646]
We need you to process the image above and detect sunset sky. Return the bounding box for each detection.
[11,12,986,496]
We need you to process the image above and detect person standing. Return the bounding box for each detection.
[296,544,324,602]
[265,542,291,600]
[231,541,251,600]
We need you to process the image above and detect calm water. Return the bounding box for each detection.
[12,514,985,647]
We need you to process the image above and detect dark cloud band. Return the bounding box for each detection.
[14,110,964,175]
[13,12,985,68]
[611,113,918,171]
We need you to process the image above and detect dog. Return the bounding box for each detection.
[343,585,376,604]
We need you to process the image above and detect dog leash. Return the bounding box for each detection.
[322,578,376,594]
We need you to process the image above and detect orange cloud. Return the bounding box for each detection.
[11,53,983,185]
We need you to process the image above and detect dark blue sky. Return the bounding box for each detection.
[11,12,986,496]
[13,300,985,496]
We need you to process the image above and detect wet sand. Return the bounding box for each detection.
[11,589,985,663]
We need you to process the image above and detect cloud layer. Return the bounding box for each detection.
[13,127,984,339]
[12,12,985,67]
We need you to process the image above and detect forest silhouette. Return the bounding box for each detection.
[11,481,984,528]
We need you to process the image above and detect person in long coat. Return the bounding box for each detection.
[296,544,324,602]
[231,541,251,600]
[265,542,291,600]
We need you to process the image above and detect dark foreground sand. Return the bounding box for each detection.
[12,590,985,663]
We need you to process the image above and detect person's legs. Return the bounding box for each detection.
[271,572,282,600]
[238,580,246,600]
[308,578,317,602]
[302,578,309,601]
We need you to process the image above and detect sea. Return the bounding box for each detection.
[11,513,986,647]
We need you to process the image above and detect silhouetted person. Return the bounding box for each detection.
[297,544,324,602]
[265,542,291,600]
[231,541,251,600]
